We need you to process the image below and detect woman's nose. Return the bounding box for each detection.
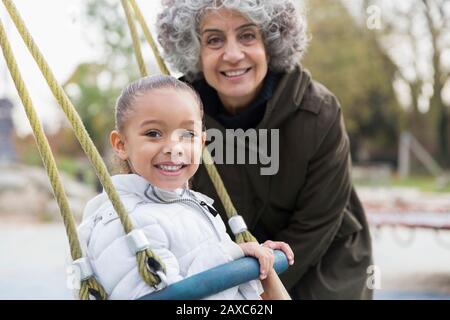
[222,39,245,63]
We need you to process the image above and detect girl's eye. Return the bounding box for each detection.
[181,130,197,139]
[145,130,161,138]
[206,36,224,48]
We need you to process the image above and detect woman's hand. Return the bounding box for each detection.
[238,241,294,280]
[260,240,295,266]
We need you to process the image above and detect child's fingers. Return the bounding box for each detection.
[259,254,268,279]
[259,247,275,280]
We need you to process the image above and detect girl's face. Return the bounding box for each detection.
[199,8,268,113]
[111,88,206,190]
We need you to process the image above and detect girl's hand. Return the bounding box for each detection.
[260,240,295,266]
[238,242,274,280]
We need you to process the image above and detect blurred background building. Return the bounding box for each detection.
[0,98,16,163]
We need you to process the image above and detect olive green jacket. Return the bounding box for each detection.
[191,66,373,299]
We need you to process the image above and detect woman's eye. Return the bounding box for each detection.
[206,36,224,48]
[240,32,256,43]
[145,130,161,138]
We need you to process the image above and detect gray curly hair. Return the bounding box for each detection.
[157,0,309,81]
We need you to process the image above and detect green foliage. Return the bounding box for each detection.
[57,157,83,176]
[84,0,136,59]
[57,156,99,189]
[63,0,139,154]
[21,147,43,167]
[64,62,120,153]
[302,0,403,162]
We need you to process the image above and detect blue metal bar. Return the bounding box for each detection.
[139,250,289,300]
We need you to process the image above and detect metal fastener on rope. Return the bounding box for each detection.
[126,229,150,254]
[228,215,248,235]
[72,257,94,281]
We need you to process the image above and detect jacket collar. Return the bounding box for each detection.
[256,64,313,129]
[110,174,214,205]
[269,65,312,110]
[190,70,282,130]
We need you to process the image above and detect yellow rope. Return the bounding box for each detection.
[125,0,256,243]
[121,0,147,77]
[79,277,108,300]
[2,0,165,288]
[127,0,170,75]
[0,17,107,300]
[202,150,257,243]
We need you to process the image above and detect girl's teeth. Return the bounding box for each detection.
[159,165,182,171]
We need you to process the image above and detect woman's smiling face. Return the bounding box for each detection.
[199,8,268,113]
[111,88,205,190]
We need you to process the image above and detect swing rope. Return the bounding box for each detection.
[122,0,257,244]
[121,0,147,77]
[1,0,166,295]
[0,17,107,301]
[127,0,170,75]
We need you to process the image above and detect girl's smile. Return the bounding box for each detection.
[154,161,188,176]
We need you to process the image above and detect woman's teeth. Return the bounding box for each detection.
[223,68,249,77]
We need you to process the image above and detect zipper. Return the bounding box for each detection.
[175,197,222,241]
[146,187,222,241]
[199,201,218,217]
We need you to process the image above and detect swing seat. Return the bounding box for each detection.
[139,250,289,300]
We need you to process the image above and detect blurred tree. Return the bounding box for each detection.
[13,133,42,166]
[302,0,403,163]
[63,0,139,154]
[362,0,450,167]
[64,62,121,154]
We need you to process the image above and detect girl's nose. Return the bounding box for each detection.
[222,39,245,63]
[162,142,184,157]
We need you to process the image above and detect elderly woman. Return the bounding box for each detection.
[157,0,373,299]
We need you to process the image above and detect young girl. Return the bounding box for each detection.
[77,75,294,300]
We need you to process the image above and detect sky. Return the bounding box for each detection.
[0,0,162,135]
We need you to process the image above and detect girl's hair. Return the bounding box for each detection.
[113,75,205,174]
[115,74,204,132]
[157,0,309,81]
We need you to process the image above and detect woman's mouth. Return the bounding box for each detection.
[221,67,251,78]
